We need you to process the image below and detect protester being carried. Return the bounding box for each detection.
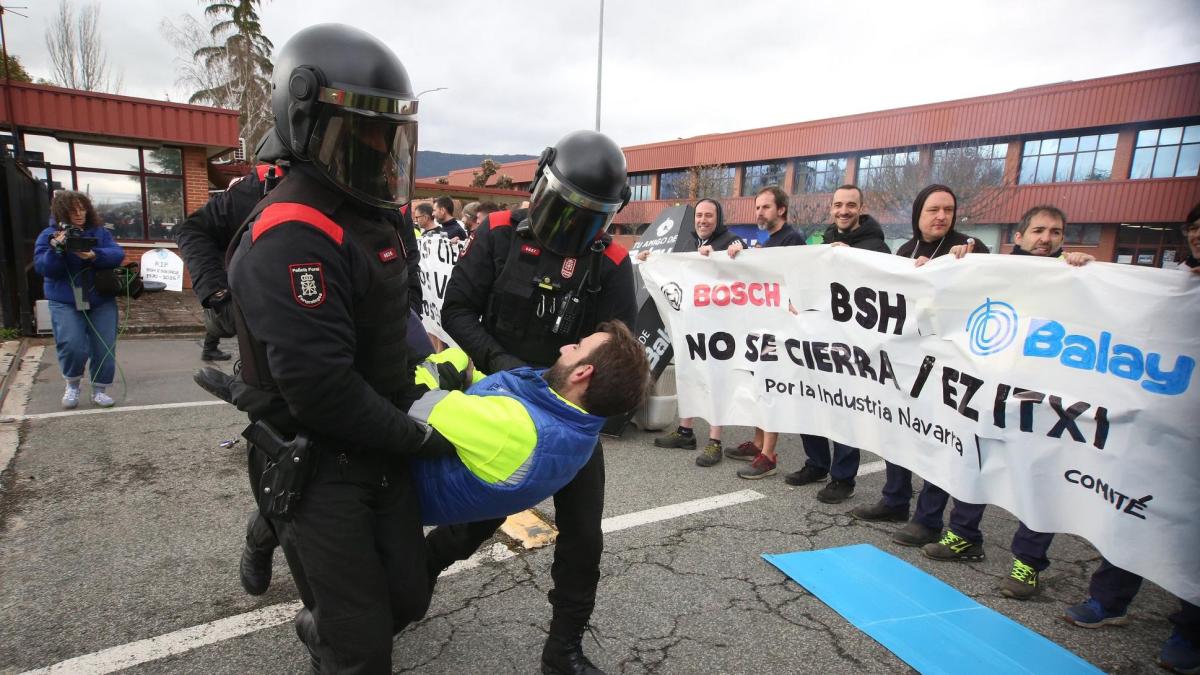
[644,198,741,467]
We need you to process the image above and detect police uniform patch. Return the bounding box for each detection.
[378,247,398,262]
[521,244,541,257]
[561,257,577,279]
[289,263,326,308]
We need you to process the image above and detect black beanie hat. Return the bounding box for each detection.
[911,183,958,236]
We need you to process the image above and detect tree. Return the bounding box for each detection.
[0,53,32,83]
[494,174,515,190]
[183,1,273,155]
[43,0,122,92]
[471,158,499,187]
[684,163,733,201]
[854,140,1013,231]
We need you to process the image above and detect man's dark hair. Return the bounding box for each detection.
[1017,205,1068,235]
[478,201,500,214]
[1186,201,1200,228]
[414,202,434,218]
[834,184,863,204]
[578,320,650,418]
[755,186,788,220]
[434,196,455,215]
[51,190,100,228]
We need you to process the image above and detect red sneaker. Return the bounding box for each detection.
[724,441,760,462]
[737,453,777,479]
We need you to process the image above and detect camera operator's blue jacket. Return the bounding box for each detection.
[409,366,605,526]
[34,225,125,307]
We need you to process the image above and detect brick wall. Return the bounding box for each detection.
[183,146,211,215]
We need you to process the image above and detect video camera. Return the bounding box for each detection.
[62,228,98,253]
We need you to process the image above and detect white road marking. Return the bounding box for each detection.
[7,399,227,422]
[19,490,765,675]
[859,460,886,476]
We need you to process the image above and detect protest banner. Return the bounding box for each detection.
[641,245,1200,603]
[140,248,184,292]
[417,233,468,347]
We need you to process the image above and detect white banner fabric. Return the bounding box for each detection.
[416,233,467,347]
[640,246,1200,603]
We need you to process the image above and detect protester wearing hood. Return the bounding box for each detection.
[895,184,990,263]
[650,198,740,467]
[821,184,890,253]
[1178,201,1199,274]
[789,185,890,503]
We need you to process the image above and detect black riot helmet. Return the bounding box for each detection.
[270,24,418,209]
[527,130,631,257]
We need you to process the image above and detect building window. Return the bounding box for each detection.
[20,133,186,241]
[1019,133,1117,184]
[741,161,788,195]
[1003,222,1102,247]
[658,170,690,200]
[1115,223,1189,268]
[628,174,652,201]
[1131,124,1200,179]
[794,157,847,193]
[856,150,920,190]
[694,166,735,199]
[932,143,1008,185]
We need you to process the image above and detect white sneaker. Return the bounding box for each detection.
[91,391,115,408]
[62,385,80,409]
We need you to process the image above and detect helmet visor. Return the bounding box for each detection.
[528,175,617,257]
[309,108,417,208]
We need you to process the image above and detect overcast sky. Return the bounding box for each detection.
[5,0,1199,155]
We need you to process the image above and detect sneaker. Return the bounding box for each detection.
[724,441,760,462]
[91,391,115,408]
[851,501,909,523]
[1063,597,1130,628]
[784,465,828,486]
[654,430,696,450]
[736,453,777,479]
[922,530,985,561]
[202,348,232,362]
[891,522,941,547]
[817,480,855,504]
[998,559,1040,600]
[1159,630,1200,674]
[695,440,722,467]
[62,384,80,409]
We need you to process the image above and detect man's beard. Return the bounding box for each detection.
[756,220,769,231]
[542,361,570,392]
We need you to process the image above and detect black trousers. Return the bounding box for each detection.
[425,440,606,633]
[251,446,430,674]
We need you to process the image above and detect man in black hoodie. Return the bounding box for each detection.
[647,198,742,467]
[787,185,890,503]
[852,184,988,531]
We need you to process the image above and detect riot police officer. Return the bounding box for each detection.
[435,130,638,675]
[226,24,454,672]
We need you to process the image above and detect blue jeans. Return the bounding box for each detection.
[49,299,118,386]
[800,434,861,485]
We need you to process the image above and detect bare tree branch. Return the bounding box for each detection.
[44,0,121,93]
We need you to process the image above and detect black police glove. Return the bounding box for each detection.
[415,422,457,460]
[205,288,232,308]
[490,353,527,373]
[434,361,470,392]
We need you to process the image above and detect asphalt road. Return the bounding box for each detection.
[0,337,1182,674]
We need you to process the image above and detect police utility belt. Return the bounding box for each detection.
[242,420,317,521]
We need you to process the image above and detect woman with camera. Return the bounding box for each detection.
[34,190,126,408]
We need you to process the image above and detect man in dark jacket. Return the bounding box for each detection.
[647,198,741,467]
[853,184,988,529]
[787,185,890,502]
[433,196,469,240]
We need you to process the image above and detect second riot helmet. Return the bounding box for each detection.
[527,130,631,257]
[271,24,418,208]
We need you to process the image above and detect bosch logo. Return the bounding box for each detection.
[656,218,675,237]
[694,282,780,308]
[966,298,1019,356]
[661,283,683,311]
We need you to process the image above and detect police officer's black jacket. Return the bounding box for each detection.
[176,164,422,312]
[441,209,637,373]
[228,164,427,455]
[822,214,891,253]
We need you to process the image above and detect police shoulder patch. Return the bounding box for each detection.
[289,262,326,308]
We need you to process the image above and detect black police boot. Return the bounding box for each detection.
[202,347,232,362]
[541,626,605,675]
[193,367,234,403]
[294,607,322,674]
[239,512,275,596]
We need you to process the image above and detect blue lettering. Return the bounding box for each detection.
[1023,319,1063,358]
[1061,334,1097,370]
[1096,331,1111,373]
[1109,345,1144,381]
[1142,354,1196,396]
